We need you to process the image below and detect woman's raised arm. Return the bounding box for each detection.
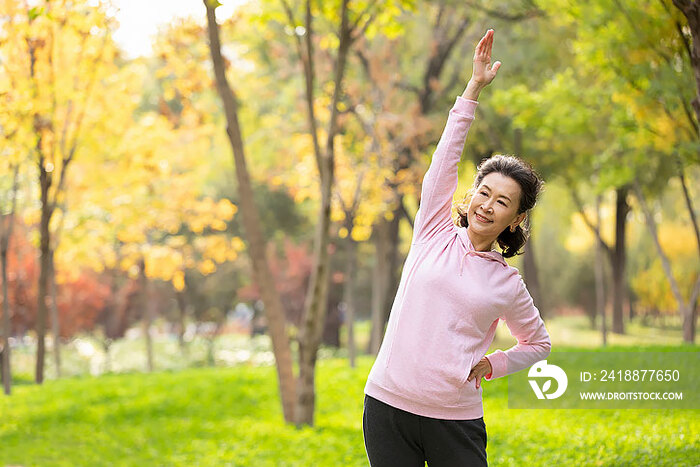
[411,30,502,245]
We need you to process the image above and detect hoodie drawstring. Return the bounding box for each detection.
[459,251,469,276]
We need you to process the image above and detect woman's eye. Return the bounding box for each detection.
[480,192,488,196]
[498,200,507,206]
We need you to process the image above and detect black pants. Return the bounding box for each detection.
[363,394,488,467]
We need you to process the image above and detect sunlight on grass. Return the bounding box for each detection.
[1,349,698,466]
[2,317,698,465]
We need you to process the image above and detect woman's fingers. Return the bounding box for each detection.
[475,29,494,61]
[471,368,484,388]
[485,29,493,57]
[476,34,486,55]
[477,36,486,56]
[467,361,489,386]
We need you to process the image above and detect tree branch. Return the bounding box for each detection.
[566,176,614,259]
[463,0,545,21]
[421,14,471,112]
[632,178,689,312]
[400,196,414,229]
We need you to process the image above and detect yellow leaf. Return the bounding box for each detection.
[198,259,216,275]
[173,270,185,291]
[231,236,245,251]
[351,225,372,242]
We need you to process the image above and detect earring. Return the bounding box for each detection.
[510,225,516,232]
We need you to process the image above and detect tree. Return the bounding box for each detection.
[95,269,139,373]
[0,164,20,394]
[672,0,700,123]
[203,0,297,423]
[633,181,699,342]
[492,0,698,339]
[558,0,699,340]
[670,0,700,342]
[0,0,125,383]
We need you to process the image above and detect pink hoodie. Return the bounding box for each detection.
[364,96,551,420]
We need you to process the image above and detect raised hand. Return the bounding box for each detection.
[471,29,501,86]
[462,29,501,101]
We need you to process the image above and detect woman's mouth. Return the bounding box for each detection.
[475,213,492,223]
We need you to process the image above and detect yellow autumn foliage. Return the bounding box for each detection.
[564,205,615,254]
[657,223,695,260]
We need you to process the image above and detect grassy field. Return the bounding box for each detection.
[1,317,698,466]
[1,351,698,465]
[6,315,694,381]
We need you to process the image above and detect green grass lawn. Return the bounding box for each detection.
[6,315,693,381]
[1,349,698,466]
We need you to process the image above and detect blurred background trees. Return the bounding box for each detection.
[0,0,697,425]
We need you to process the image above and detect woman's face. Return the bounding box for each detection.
[467,172,526,241]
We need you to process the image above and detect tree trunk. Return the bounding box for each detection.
[1,239,11,395]
[295,218,332,425]
[677,160,700,341]
[282,0,352,426]
[568,183,627,333]
[522,227,542,317]
[49,252,61,378]
[612,186,629,334]
[633,179,699,343]
[382,205,402,330]
[35,162,52,384]
[595,193,607,346]
[1,166,18,395]
[27,10,51,385]
[0,346,5,390]
[628,285,636,320]
[203,0,296,423]
[139,258,154,372]
[342,230,358,368]
[522,229,542,309]
[369,219,391,355]
[683,304,697,342]
[175,290,189,359]
[102,339,112,374]
[517,130,543,317]
[206,336,216,366]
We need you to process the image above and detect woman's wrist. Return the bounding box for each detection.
[484,356,493,378]
[461,80,486,101]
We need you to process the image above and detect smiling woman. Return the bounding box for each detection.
[362,29,551,467]
[456,155,544,258]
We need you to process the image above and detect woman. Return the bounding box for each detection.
[362,29,551,466]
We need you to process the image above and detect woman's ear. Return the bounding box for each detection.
[513,212,526,228]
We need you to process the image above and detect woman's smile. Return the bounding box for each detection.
[475,213,492,223]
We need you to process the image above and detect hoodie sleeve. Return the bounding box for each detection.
[484,275,551,380]
[412,96,478,245]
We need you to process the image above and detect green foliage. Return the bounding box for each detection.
[0,349,697,465]
[490,0,696,198]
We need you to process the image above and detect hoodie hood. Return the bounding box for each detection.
[456,227,507,275]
